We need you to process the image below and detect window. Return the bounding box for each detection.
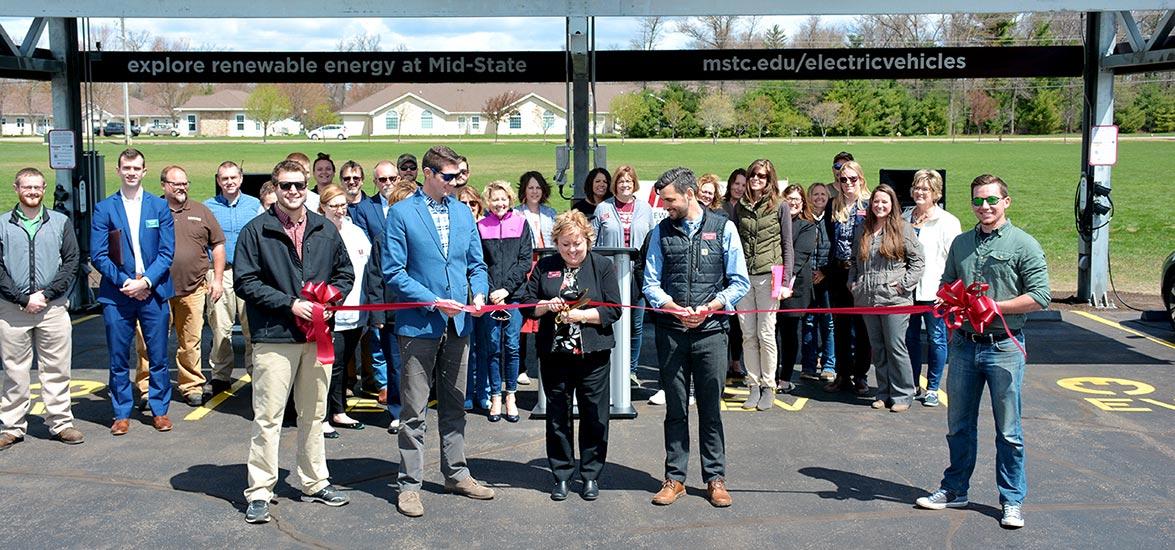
[187,115,197,132]
[458,116,466,128]
[385,111,399,130]
[471,115,480,130]
[235,114,245,131]
[542,110,555,129]
[421,110,433,129]
[16,117,25,128]
[255,121,261,131]
[508,112,521,130]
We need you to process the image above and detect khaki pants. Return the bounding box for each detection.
[736,273,778,390]
[0,300,74,437]
[244,341,330,503]
[206,268,253,382]
[135,284,207,397]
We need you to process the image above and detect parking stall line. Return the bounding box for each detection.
[1072,311,1175,351]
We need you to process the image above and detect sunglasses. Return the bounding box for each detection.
[399,164,417,171]
[430,168,465,183]
[341,176,362,183]
[833,162,844,170]
[376,176,397,183]
[971,195,1004,206]
[277,181,307,191]
[838,175,860,184]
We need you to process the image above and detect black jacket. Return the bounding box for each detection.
[234,206,355,343]
[478,212,533,302]
[522,251,623,357]
[779,217,817,315]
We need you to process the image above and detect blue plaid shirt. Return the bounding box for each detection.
[424,193,450,257]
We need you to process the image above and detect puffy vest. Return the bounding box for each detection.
[735,196,783,275]
[653,210,729,333]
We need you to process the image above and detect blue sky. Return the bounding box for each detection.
[0,16,852,52]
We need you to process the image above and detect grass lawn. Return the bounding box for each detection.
[1,137,1170,296]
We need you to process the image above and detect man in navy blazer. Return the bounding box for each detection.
[383,145,492,518]
[359,160,404,428]
[90,149,176,435]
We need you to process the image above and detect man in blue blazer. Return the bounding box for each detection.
[383,145,492,518]
[90,149,176,435]
[359,160,404,429]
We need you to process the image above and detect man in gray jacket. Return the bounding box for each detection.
[0,167,83,450]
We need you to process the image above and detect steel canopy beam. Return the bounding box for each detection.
[1,0,1172,18]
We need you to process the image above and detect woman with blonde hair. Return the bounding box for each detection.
[823,160,873,395]
[732,158,794,410]
[697,173,725,214]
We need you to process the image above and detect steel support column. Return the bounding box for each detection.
[568,16,589,200]
[1077,12,1116,307]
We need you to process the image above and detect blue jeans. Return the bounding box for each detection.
[370,326,402,419]
[906,306,948,391]
[471,309,522,405]
[631,297,646,374]
[940,332,1027,506]
[801,283,836,375]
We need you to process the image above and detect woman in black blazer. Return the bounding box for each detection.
[523,210,622,502]
[776,184,818,393]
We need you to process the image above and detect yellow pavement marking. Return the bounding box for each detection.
[185,374,252,421]
[71,314,99,325]
[347,396,386,413]
[30,380,106,415]
[1057,376,1155,396]
[1072,310,1175,351]
[722,386,807,411]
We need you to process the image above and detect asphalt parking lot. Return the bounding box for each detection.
[0,309,1172,549]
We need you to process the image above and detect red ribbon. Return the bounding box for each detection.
[933,279,1025,357]
[298,281,344,365]
[330,301,932,317]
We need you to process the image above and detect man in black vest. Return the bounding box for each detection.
[643,167,750,508]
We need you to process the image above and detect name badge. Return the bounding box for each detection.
[702,232,717,240]
[187,216,202,222]
[146,219,160,228]
[547,271,561,278]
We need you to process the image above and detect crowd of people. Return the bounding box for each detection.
[0,145,1049,529]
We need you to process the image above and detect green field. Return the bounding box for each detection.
[1,137,1171,296]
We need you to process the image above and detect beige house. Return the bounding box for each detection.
[0,89,166,136]
[339,82,631,137]
[174,89,301,137]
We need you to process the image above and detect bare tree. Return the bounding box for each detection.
[852,15,947,47]
[630,17,667,50]
[481,90,524,143]
[808,101,841,141]
[792,16,847,48]
[697,92,735,144]
[662,99,686,142]
[328,32,382,110]
[677,16,740,49]
[141,37,195,124]
[20,81,48,135]
[276,83,332,131]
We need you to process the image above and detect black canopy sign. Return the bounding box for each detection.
[86,46,1082,83]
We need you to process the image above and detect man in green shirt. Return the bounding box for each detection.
[915,174,1049,529]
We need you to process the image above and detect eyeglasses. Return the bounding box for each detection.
[838,176,860,184]
[164,180,189,187]
[341,176,362,183]
[971,195,1004,206]
[277,180,307,191]
[324,202,348,210]
[785,196,803,204]
[399,164,417,171]
[376,176,397,183]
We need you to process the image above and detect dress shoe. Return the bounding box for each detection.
[516,372,531,385]
[504,393,520,423]
[244,500,271,524]
[110,418,130,436]
[890,402,910,413]
[329,420,365,430]
[387,419,401,434]
[50,427,85,445]
[208,379,232,396]
[550,480,569,501]
[323,429,339,439]
[741,385,761,410]
[152,415,173,432]
[444,477,495,500]
[397,491,424,517]
[854,378,871,396]
[581,479,599,501]
[651,479,685,506]
[185,393,205,407]
[824,376,850,393]
[377,387,388,406]
[303,485,349,506]
[706,479,732,507]
[0,432,23,451]
[871,399,886,409]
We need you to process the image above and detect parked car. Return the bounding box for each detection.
[145,122,179,137]
[307,124,347,140]
[1163,250,1175,329]
[98,121,141,137]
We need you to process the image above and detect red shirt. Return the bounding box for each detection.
[274,207,307,260]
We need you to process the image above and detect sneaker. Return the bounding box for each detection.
[629,372,640,386]
[648,390,666,405]
[1001,503,1025,528]
[923,391,940,407]
[303,485,349,506]
[819,370,837,382]
[387,418,401,434]
[185,393,205,407]
[914,387,927,400]
[915,488,969,510]
[244,500,270,523]
[516,373,531,385]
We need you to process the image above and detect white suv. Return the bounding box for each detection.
[308,125,347,140]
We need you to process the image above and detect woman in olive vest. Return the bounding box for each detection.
[732,159,794,411]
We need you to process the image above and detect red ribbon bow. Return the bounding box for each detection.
[933,279,1025,358]
[298,281,344,365]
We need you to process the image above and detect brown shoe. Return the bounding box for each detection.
[823,376,849,393]
[111,418,130,436]
[0,432,24,451]
[50,427,85,445]
[153,415,173,432]
[651,478,686,506]
[890,403,910,413]
[377,387,388,406]
[444,477,495,500]
[707,479,732,507]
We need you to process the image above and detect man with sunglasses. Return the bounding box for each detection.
[384,145,492,517]
[366,160,404,429]
[132,165,225,407]
[915,174,1049,530]
[397,153,419,185]
[234,160,355,524]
